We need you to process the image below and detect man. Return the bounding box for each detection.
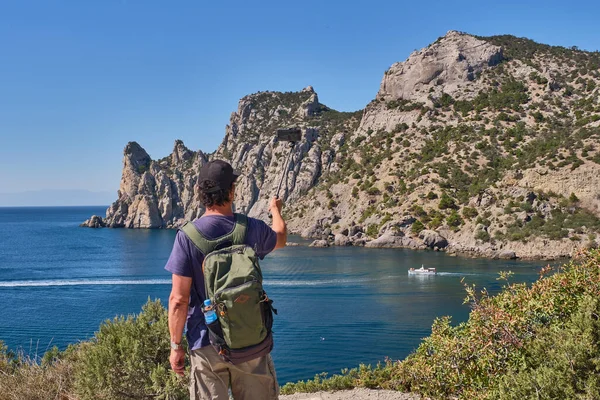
[165,160,287,400]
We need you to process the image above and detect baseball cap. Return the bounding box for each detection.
[198,160,240,193]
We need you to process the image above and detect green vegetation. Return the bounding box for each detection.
[281,250,600,399]
[411,220,425,234]
[446,210,464,228]
[475,230,491,242]
[438,192,457,210]
[452,79,529,113]
[497,207,600,242]
[0,299,187,400]
[462,207,479,220]
[366,224,379,238]
[386,99,425,112]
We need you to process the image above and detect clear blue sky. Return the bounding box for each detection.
[1,0,599,196]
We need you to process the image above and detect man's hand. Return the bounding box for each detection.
[270,197,283,215]
[170,348,186,376]
[269,197,287,249]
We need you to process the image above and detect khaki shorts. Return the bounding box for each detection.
[189,346,279,400]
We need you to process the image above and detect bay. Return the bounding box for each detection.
[0,206,543,384]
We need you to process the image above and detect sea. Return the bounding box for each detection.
[0,206,544,384]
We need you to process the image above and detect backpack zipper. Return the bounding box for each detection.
[204,245,248,262]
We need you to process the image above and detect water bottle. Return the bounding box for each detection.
[203,299,218,324]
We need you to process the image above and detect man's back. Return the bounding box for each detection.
[165,214,277,350]
[166,159,285,399]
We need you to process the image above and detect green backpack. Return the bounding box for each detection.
[181,213,276,364]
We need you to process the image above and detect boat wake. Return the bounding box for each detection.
[0,279,172,287]
[266,276,402,287]
[0,275,403,288]
[437,272,479,276]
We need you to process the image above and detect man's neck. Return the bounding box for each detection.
[203,204,234,217]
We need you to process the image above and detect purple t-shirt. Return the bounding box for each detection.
[164,214,277,350]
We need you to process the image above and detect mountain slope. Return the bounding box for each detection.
[84,31,600,259]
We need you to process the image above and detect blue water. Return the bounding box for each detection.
[0,206,544,384]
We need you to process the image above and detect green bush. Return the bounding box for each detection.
[462,207,479,220]
[492,296,600,399]
[438,192,457,210]
[366,224,379,238]
[475,230,491,242]
[411,220,425,234]
[446,210,463,228]
[426,191,438,200]
[73,299,187,400]
[392,249,600,399]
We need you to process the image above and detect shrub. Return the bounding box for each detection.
[462,207,479,220]
[492,296,600,399]
[0,346,76,400]
[446,210,463,228]
[569,192,580,203]
[438,192,457,210]
[412,205,428,217]
[475,230,491,242]
[366,224,379,238]
[426,191,438,200]
[366,187,381,196]
[411,220,425,234]
[393,249,600,399]
[73,299,187,400]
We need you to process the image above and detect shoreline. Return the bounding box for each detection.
[80,217,579,261]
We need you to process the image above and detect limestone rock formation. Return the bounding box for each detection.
[379,31,503,104]
[84,31,600,260]
[80,215,105,228]
[419,230,449,249]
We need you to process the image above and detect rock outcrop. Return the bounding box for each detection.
[85,31,600,260]
[379,31,503,104]
[80,215,105,228]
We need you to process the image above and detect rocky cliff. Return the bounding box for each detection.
[84,31,600,259]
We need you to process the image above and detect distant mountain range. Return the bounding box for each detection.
[0,190,114,207]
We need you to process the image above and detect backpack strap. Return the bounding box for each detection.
[231,213,248,245]
[180,214,248,255]
[181,222,214,255]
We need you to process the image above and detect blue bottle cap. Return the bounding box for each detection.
[203,299,212,307]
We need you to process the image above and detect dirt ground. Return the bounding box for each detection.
[280,388,423,400]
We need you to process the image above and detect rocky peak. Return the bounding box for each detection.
[379,31,503,104]
[124,141,151,173]
[171,140,193,165]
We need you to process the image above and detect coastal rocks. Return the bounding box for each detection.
[418,230,448,249]
[366,232,424,249]
[309,240,330,248]
[334,233,351,246]
[497,250,517,260]
[80,215,105,228]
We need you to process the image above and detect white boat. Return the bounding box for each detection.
[408,265,437,275]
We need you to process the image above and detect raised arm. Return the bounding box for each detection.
[269,197,287,249]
